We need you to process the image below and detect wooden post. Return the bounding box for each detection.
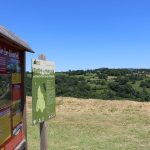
[38,54,48,150]
[40,122,48,150]
[23,51,28,150]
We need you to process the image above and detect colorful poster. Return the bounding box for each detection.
[0,108,11,146]
[0,56,7,73]
[0,48,20,74]
[12,73,21,84]
[32,59,55,125]
[0,47,24,149]
[4,131,24,150]
[13,123,23,136]
[7,58,21,73]
[0,75,11,108]
[12,84,21,101]
[12,101,22,128]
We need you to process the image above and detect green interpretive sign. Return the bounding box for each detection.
[32,59,55,125]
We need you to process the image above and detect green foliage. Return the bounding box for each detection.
[97,73,108,80]
[140,80,150,88]
[26,68,150,101]
[108,82,137,99]
[55,74,92,98]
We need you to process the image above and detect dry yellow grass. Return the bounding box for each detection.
[27,96,150,114]
[27,97,150,150]
[56,97,150,113]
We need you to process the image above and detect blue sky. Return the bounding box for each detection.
[0,0,150,71]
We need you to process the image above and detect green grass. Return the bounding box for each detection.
[131,81,143,92]
[27,98,150,150]
[131,79,150,94]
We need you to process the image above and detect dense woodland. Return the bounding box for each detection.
[26,68,150,101]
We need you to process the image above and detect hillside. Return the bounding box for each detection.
[27,97,150,150]
[26,68,150,101]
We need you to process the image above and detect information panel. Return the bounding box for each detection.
[0,47,24,150]
[32,59,55,125]
[0,75,11,108]
[0,108,11,146]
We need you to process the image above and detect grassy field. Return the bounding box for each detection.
[27,97,150,150]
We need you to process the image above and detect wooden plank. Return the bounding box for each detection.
[22,52,28,150]
[0,25,34,53]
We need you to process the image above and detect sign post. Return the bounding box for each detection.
[32,54,55,150]
[38,55,48,150]
[40,122,48,150]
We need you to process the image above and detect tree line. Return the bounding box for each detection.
[26,68,150,101]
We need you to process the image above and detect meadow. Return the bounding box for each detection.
[27,97,150,150]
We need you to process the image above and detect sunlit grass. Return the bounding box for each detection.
[27,97,150,150]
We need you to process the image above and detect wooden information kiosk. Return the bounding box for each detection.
[0,25,34,150]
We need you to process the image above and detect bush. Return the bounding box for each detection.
[140,80,150,88]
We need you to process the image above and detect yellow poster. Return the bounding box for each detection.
[12,73,21,84]
[13,112,22,128]
[0,108,11,145]
[12,101,22,128]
